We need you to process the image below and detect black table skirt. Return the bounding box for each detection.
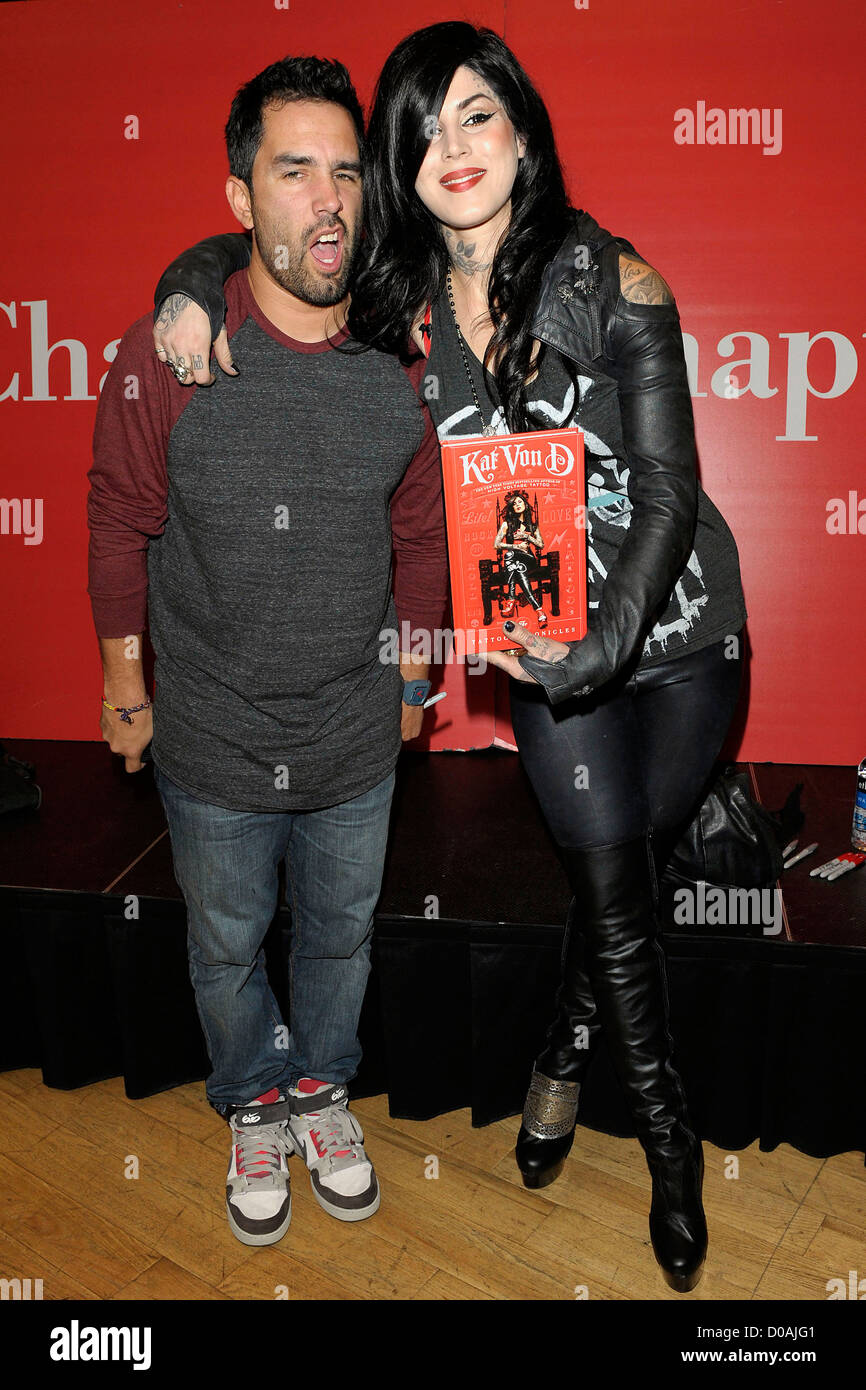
[2,886,863,1166]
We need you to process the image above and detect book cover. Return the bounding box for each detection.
[440,426,587,652]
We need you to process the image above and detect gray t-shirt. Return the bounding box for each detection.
[141,276,431,811]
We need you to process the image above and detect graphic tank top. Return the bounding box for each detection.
[423,287,747,666]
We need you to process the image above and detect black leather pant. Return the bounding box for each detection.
[503,549,542,611]
[509,631,744,864]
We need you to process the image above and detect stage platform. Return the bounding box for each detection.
[0,740,863,1164]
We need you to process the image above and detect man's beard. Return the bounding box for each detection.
[252,202,357,306]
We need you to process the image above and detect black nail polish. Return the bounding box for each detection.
[504,621,514,632]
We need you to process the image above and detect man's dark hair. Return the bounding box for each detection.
[225,56,365,188]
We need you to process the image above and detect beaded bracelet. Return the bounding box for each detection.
[102,695,152,725]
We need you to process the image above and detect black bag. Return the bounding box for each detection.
[0,743,42,815]
[664,765,803,889]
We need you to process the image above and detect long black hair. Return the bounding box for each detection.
[502,491,538,543]
[347,22,577,432]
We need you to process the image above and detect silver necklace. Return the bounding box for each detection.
[446,267,497,437]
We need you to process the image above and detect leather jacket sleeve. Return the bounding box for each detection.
[518,291,698,703]
[153,233,252,338]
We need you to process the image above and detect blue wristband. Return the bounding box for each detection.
[402,679,432,706]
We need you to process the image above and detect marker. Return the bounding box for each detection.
[811,852,864,879]
[783,842,818,869]
[811,856,846,878]
[826,853,866,881]
[423,692,448,709]
[827,863,856,881]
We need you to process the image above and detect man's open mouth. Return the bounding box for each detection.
[309,226,343,270]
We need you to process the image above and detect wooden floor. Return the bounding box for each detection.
[1,1067,864,1301]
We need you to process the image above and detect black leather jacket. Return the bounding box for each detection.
[519,209,698,701]
[153,210,698,705]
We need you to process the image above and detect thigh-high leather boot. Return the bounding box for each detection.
[515,897,602,1188]
[559,834,707,1293]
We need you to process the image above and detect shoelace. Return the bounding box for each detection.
[233,1120,292,1182]
[303,1104,365,1166]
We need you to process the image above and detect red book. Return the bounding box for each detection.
[440,426,587,652]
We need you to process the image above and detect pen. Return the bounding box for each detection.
[811,852,865,879]
[811,856,845,878]
[782,842,818,869]
[826,854,866,882]
[826,862,856,881]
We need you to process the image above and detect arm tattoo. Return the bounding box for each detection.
[155,292,194,330]
[618,254,675,305]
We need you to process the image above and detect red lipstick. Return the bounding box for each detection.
[439,168,486,193]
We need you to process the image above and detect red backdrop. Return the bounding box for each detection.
[1,0,864,763]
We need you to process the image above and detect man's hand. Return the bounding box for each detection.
[97,635,153,770]
[153,293,237,387]
[484,620,570,683]
[100,704,154,773]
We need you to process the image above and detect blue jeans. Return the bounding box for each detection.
[153,764,396,1116]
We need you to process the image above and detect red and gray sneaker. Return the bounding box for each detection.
[287,1079,380,1222]
[225,1088,294,1246]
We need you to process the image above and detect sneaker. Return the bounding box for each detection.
[225,1088,295,1246]
[287,1079,380,1222]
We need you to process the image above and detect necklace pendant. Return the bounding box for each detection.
[482,423,496,437]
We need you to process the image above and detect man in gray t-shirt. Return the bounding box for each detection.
[88,58,447,1247]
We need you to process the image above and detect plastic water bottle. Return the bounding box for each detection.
[852,757,866,852]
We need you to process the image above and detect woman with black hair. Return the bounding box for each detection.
[494,491,546,625]
[151,21,747,1292]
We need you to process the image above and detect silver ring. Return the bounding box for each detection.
[168,360,189,381]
